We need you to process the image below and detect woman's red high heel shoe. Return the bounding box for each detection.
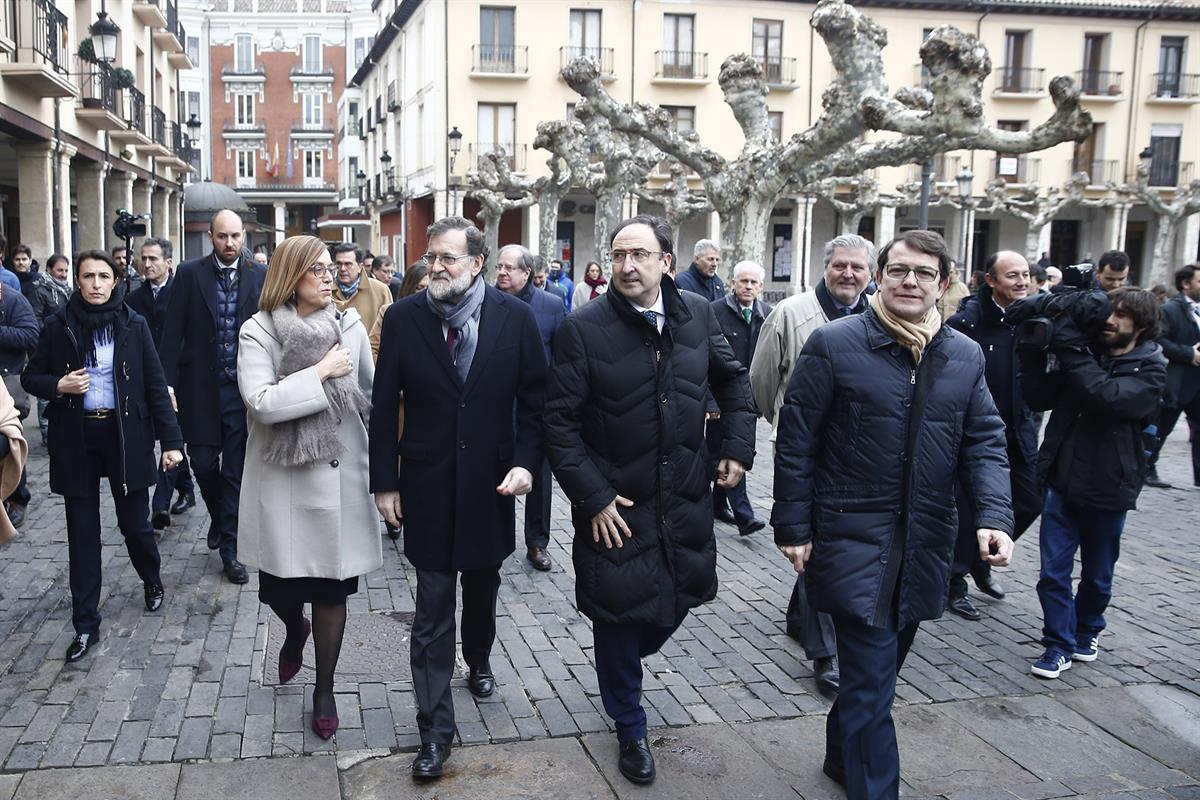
[277,617,311,684]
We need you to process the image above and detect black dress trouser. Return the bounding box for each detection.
[410,565,502,744]
[952,456,1042,578]
[523,457,552,550]
[65,416,161,637]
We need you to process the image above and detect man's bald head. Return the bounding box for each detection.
[983,250,1031,308]
[208,209,246,265]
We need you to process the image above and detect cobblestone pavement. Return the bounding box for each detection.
[0,417,1196,788]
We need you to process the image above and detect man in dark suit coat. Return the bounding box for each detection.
[1149,264,1200,487]
[708,260,771,536]
[127,237,196,531]
[158,210,266,584]
[370,217,546,781]
[496,243,566,572]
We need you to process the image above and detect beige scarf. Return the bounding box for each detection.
[0,380,28,543]
[869,290,942,365]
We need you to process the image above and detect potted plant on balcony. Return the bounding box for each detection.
[1107,83,1121,96]
[77,39,98,64]
[113,67,136,90]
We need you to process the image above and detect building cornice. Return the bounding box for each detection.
[830,0,1200,22]
[349,0,424,87]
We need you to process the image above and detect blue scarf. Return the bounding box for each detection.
[337,276,362,298]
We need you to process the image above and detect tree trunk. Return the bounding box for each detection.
[716,195,775,268]
[538,194,562,264]
[1024,222,1044,265]
[479,207,501,272]
[1148,214,1178,288]
[841,211,865,236]
[592,190,625,276]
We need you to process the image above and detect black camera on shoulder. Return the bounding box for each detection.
[112,208,149,241]
[1006,263,1112,351]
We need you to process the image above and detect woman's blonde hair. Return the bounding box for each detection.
[259,235,329,311]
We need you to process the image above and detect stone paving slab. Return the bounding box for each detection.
[580,723,796,800]
[340,736,613,800]
[1055,685,1200,776]
[11,763,179,800]
[176,754,339,800]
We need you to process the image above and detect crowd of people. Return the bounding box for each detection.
[0,210,1193,800]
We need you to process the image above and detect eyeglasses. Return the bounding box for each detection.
[606,249,665,266]
[496,263,528,273]
[883,264,941,284]
[421,252,474,268]
[307,264,334,278]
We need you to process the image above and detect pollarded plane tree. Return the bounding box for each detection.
[807,175,919,237]
[561,0,1093,268]
[633,161,713,256]
[465,148,545,268]
[1116,162,1200,288]
[993,172,1117,265]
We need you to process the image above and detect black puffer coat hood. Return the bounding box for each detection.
[545,276,756,627]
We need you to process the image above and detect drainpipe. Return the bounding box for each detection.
[970,3,991,179]
[629,0,635,105]
[443,0,450,217]
[1124,8,1157,179]
[52,97,62,253]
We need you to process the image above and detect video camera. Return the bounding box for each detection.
[112,209,149,241]
[1006,263,1112,351]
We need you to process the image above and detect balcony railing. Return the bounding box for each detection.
[908,154,963,184]
[995,66,1045,94]
[222,61,265,76]
[151,106,167,146]
[467,143,527,173]
[1148,160,1194,187]
[222,120,264,134]
[472,44,529,75]
[1069,158,1117,185]
[13,0,69,74]
[387,80,397,111]
[992,155,1040,184]
[654,50,708,80]
[76,58,118,113]
[291,123,334,135]
[1152,72,1200,99]
[127,87,146,134]
[165,0,177,36]
[169,120,183,154]
[755,56,796,86]
[559,46,614,76]
[290,65,334,77]
[1076,70,1123,96]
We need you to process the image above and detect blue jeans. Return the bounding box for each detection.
[1036,487,1126,655]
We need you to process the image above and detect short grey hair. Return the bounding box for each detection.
[823,234,877,267]
[498,244,535,273]
[693,239,720,258]
[732,261,765,281]
[140,237,173,260]
[533,255,550,276]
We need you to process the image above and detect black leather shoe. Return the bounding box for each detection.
[526,546,552,571]
[822,754,847,786]
[814,656,840,694]
[151,511,171,531]
[467,666,495,698]
[206,525,220,551]
[411,742,451,780]
[713,507,737,525]
[385,521,401,540]
[6,503,25,529]
[970,566,1006,600]
[1144,468,1171,488]
[144,583,165,612]
[65,633,98,663]
[618,738,656,785]
[223,559,249,585]
[737,518,766,536]
[170,490,195,515]
[948,590,982,620]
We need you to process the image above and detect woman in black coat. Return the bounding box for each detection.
[23,250,183,664]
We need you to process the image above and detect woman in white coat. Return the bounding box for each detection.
[237,234,380,740]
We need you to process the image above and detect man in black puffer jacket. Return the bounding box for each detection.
[545,215,755,788]
[772,230,1014,798]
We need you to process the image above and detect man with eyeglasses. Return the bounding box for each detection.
[544,214,755,786]
[160,209,267,584]
[496,244,566,571]
[370,217,546,782]
[771,229,1014,796]
[331,243,392,334]
[750,233,875,695]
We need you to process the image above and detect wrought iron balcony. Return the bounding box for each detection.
[992,155,1040,184]
[127,87,146,134]
[1076,69,1123,96]
[995,66,1045,94]
[471,44,528,75]
[1152,72,1200,99]
[1069,158,1117,185]
[467,143,527,173]
[756,55,797,86]
[76,58,118,115]
[560,46,614,77]
[222,61,266,77]
[0,0,74,96]
[653,51,708,81]
[1148,160,1194,187]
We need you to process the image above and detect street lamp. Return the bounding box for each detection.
[447,126,464,210]
[184,113,202,180]
[89,6,120,64]
[955,168,974,268]
[355,169,366,205]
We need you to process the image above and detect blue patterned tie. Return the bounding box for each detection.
[642,310,657,329]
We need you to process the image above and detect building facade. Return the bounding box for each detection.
[351,0,1200,292]
[182,0,371,256]
[1,0,194,262]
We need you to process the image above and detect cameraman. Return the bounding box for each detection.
[1018,287,1166,679]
